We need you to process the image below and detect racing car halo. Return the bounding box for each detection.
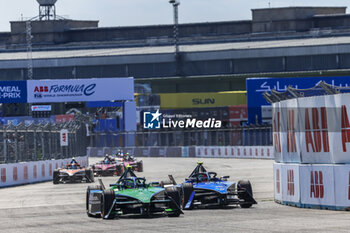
[162,161,257,209]
[86,165,183,219]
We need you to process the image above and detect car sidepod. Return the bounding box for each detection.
[185,181,256,208]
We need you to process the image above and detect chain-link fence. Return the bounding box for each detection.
[88,124,272,148]
[0,115,89,164]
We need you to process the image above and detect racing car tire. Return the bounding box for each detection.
[237,180,253,208]
[53,170,59,184]
[137,161,143,172]
[165,186,181,217]
[115,165,123,176]
[182,183,194,210]
[85,169,94,183]
[86,185,103,218]
[101,190,115,219]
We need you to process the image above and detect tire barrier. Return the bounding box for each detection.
[0,156,88,188]
[272,90,350,210]
[87,146,274,159]
[274,163,350,210]
[273,93,350,164]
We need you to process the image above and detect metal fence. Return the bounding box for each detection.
[89,124,272,148]
[0,115,88,164]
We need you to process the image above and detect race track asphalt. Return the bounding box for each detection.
[0,157,350,233]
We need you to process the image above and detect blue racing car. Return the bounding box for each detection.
[163,161,257,209]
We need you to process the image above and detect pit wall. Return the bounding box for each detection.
[0,156,88,188]
[87,146,274,159]
[273,93,350,210]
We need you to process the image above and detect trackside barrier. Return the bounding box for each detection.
[0,156,88,188]
[274,163,350,210]
[273,93,350,164]
[272,91,350,210]
[194,146,273,159]
[273,163,283,203]
[87,146,274,159]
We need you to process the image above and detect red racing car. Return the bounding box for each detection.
[116,152,143,172]
[92,155,124,176]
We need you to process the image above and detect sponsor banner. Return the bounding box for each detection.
[60,129,68,146]
[0,81,27,103]
[27,78,134,103]
[299,164,335,207]
[159,91,246,109]
[182,147,189,157]
[281,164,300,204]
[333,164,350,208]
[298,96,332,164]
[87,146,274,159]
[274,163,283,202]
[280,99,301,163]
[272,102,282,163]
[275,93,350,164]
[194,146,274,159]
[329,93,350,163]
[31,105,51,111]
[55,114,74,123]
[246,76,350,124]
[228,105,247,125]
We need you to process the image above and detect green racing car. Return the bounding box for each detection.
[86,165,183,219]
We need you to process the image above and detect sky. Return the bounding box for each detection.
[0,0,349,32]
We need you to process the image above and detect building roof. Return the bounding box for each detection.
[0,36,350,61]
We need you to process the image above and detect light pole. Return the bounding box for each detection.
[169,0,181,75]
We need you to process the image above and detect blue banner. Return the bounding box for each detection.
[246,76,350,124]
[0,81,27,103]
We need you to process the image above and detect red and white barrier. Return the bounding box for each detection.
[273,93,350,164]
[299,165,335,207]
[274,162,350,210]
[195,146,273,159]
[273,163,283,203]
[0,156,88,188]
[282,164,300,204]
[334,165,350,208]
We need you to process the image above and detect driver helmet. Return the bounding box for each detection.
[124,179,134,188]
[199,173,208,182]
[71,162,77,169]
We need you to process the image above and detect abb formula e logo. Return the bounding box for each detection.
[33,84,96,99]
[34,86,49,93]
[310,171,324,198]
[287,169,294,196]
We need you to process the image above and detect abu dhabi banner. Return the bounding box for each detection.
[27,78,134,103]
